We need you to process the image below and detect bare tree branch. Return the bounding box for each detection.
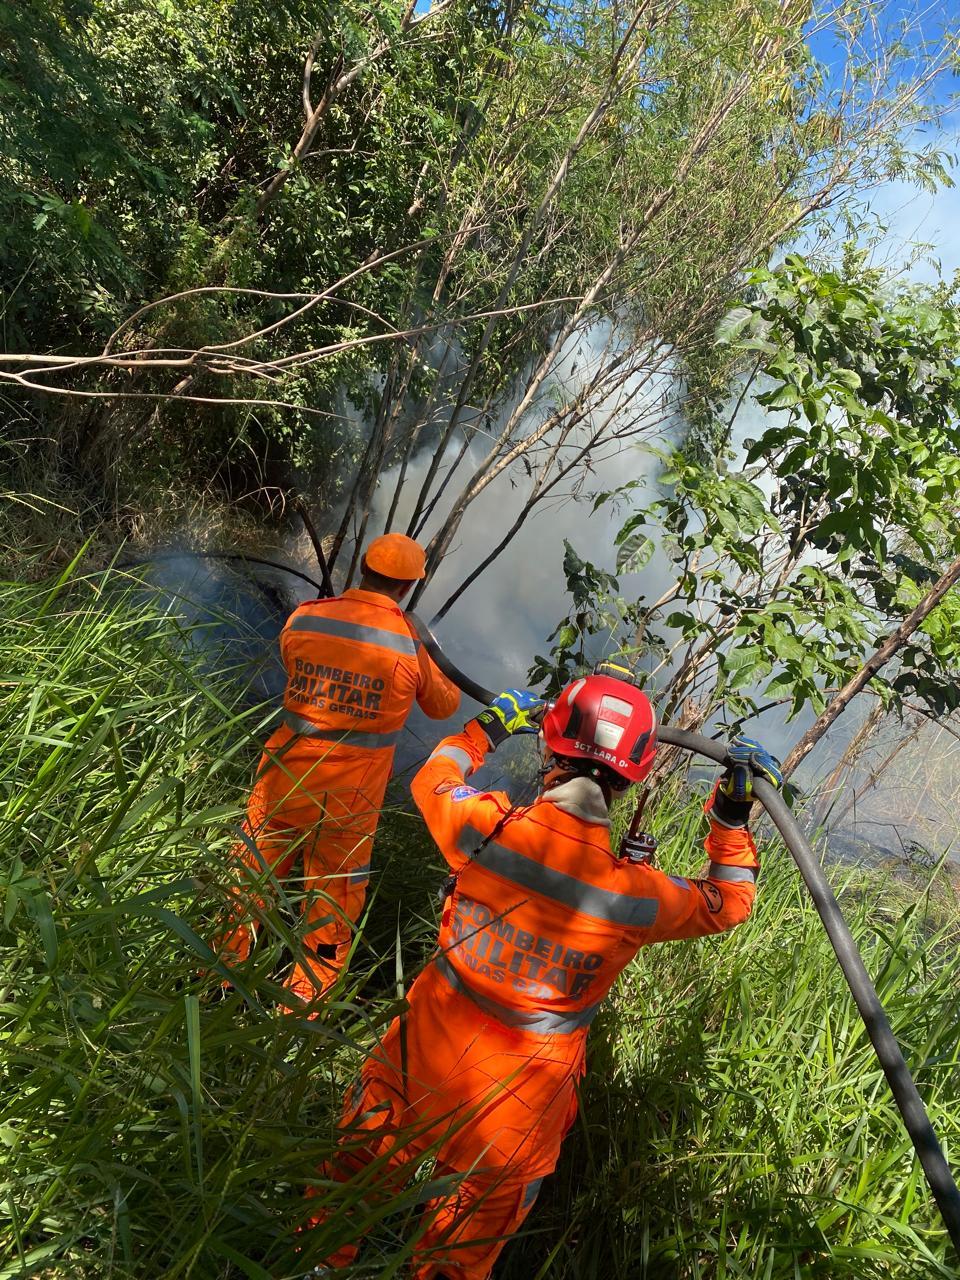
[255,0,456,219]
[781,550,960,781]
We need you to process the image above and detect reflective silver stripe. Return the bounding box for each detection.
[282,710,399,749]
[347,861,372,884]
[708,861,758,883]
[523,1178,544,1208]
[457,825,658,928]
[289,614,417,655]
[428,745,473,776]
[668,875,691,891]
[434,954,599,1034]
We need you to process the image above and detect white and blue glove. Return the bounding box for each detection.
[472,688,544,750]
[711,736,783,828]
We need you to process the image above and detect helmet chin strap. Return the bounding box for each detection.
[537,746,581,795]
[539,751,627,797]
[536,744,559,792]
[535,733,552,780]
[536,732,631,796]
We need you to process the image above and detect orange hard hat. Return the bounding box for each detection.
[364,533,427,581]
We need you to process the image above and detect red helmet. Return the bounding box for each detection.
[541,675,657,785]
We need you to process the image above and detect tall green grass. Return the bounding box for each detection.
[0,560,425,1279]
[1,558,958,1278]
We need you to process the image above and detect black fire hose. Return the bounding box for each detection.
[407,614,499,705]
[409,613,960,1259]
[662,729,960,1259]
[114,551,327,594]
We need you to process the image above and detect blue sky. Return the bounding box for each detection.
[806,4,958,107]
[804,2,959,278]
[866,157,960,281]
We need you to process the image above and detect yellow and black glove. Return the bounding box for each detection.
[471,688,544,750]
[710,736,783,829]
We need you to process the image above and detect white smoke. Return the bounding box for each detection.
[377,324,681,696]
[275,315,960,860]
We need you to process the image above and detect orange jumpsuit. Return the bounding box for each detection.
[220,588,460,1001]
[314,721,760,1279]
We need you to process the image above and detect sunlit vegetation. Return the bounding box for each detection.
[4,1,960,1275]
[3,1,957,598]
[1,559,957,1277]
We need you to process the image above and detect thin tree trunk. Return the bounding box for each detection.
[811,701,884,828]
[430,430,578,621]
[781,549,960,781]
[344,509,372,588]
[292,495,334,595]
[327,382,393,573]
[403,2,665,536]
[429,360,659,618]
[255,1,453,220]
[330,346,426,575]
[339,87,503,549]
[410,62,759,604]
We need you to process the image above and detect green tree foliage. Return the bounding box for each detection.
[2,0,248,343]
[1,0,481,488]
[544,257,960,748]
[2,0,956,547]
[734,257,960,565]
[529,538,650,694]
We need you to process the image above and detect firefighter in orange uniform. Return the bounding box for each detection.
[217,533,460,1007]
[305,671,781,1279]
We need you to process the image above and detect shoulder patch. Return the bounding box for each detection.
[451,785,479,802]
[695,880,723,914]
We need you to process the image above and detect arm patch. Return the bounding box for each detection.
[695,880,724,914]
[450,784,479,801]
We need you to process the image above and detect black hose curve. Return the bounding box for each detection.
[407,614,498,706]
[116,551,327,595]
[657,727,960,1259]
[409,617,960,1259]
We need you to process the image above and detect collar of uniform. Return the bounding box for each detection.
[339,587,402,612]
[538,775,611,827]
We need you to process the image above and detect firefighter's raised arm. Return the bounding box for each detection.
[639,736,782,944]
[411,690,543,868]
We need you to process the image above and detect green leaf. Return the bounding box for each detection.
[716,305,754,344]
[616,533,654,574]
[759,383,801,410]
[562,541,584,579]
[28,891,58,968]
[762,671,797,699]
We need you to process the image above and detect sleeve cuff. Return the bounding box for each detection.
[704,816,760,866]
[463,719,492,759]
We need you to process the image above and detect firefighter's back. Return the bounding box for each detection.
[437,796,656,1040]
[279,588,423,751]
